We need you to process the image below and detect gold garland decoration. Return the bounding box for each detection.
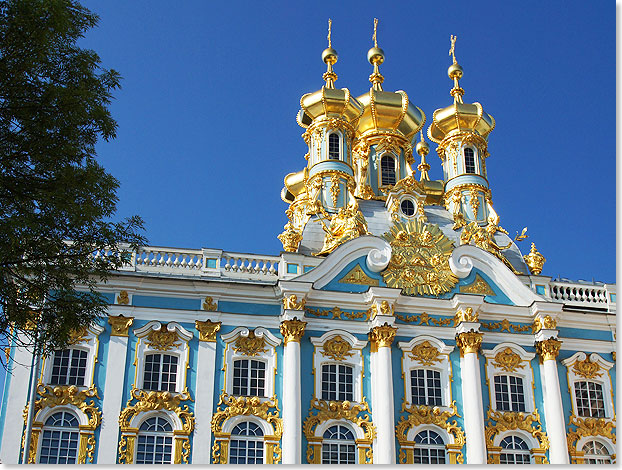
[321,335,354,361]
[394,311,453,326]
[485,409,549,464]
[303,398,375,464]
[491,348,524,373]
[305,306,370,321]
[232,329,267,356]
[145,325,180,351]
[211,392,282,464]
[395,401,465,464]
[409,340,442,366]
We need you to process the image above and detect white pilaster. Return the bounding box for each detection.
[193,319,221,464]
[0,343,34,463]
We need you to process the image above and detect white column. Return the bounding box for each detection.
[193,320,221,464]
[536,338,569,464]
[369,325,396,464]
[456,330,487,464]
[279,319,306,464]
[98,316,133,464]
[0,341,35,463]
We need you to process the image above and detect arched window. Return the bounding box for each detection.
[50,349,88,386]
[582,440,612,464]
[322,424,356,464]
[411,369,442,406]
[229,421,264,464]
[413,429,446,464]
[380,155,396,185]
[499,435,531,464]
[143,353,178,392]
[328,133,340,160]
[575,381,605,418]
[136,416,174,464]
[464,148,476,174]
[494,375,526,412]
[321,363,353,401]
[400,199,415,217]
[233,359,266,397]
[38,411,80,464]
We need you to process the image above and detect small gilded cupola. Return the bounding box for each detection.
[278,20,365,253]
[428,35,496,229]
[353,19,426,201]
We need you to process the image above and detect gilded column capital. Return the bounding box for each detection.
[456,331,483,357]
[536,338,562,362]
[108,315,133,337]
[195,319,221,342]
[280,319,307,345]
[369,324,397,349]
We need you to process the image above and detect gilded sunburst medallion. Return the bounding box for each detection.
[382,219,458,296]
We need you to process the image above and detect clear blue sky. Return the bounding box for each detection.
[80,0,614,283]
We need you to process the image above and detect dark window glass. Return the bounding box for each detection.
[464,148,476,174]
[143,354,178,392]
[322,425,356,464]
[321,364,353,401]
[499,435,530,464]
[230,421,264,464]
[410,369,442,406]
[582,440,611,464]
[328,133,340,160]
[380,155,396,185]
[494,375,525,412]
[50,349,88,386]
[575,381,606,418]
[233,359,266,397]
[400,199,415,216]
[136,416,173,464]
[413,430,446,464]
[39,411,80,464]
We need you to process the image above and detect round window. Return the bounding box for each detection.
[400,199,415,216]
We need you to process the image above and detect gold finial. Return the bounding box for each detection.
[321,18,338,88]
[523,242,546,275]
[416,130,431,182]
[447,34,464,104]
[367,18,385,91]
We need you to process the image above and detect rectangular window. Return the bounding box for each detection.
[321,364,354,401]
[233,359,266,397]
[50,349,88,386]
[575,381,606,418]
[143,354,178,392]
[410,369,442,406]
[494,375,526,412]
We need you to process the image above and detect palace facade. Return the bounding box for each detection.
[0,31,616,464]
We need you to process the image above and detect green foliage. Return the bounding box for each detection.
[0,0,146,358]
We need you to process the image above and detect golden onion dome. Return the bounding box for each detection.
[428,36,495,144]
[296,25,363,129]
[355,27,425,141]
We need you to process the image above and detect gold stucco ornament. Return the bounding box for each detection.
[382,219,457,296]
[314,200,369,256]
[524,242,546,275]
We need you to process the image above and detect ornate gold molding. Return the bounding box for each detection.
[280,319,307,345]
[535,338,562,362]
[409,341,442,366]
[119,388,194,433]
[282,294,306,310]
[567,413,616,464]
[480,318,531,333]
[202,296,218,311]
[491,348,524,372]
[369,324,397,349]
[146,325,180,351]
[303,398,375,464]
[211,392,283,464]
[456,331,483,357]
[532,315,557,333]
[233,329,267,356]
[67,326,89,345]
[195,319,221,342]
[108,315,133,337]
[396,401,465,464]
[572,357,602,379]
[340,265,379,286]
[117,290,130,305]
[485,409,549,464]
[321,335,353,361]
[454,306,478,323]
[306,305,370,321]
[459,274,495,295]
[395,311,453,327]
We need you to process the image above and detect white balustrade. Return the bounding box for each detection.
[549,281,608,308]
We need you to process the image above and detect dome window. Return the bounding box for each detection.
[328,133,340,160]
[400,199,415,217]
[464,148,476,174]
[381,155,396,185]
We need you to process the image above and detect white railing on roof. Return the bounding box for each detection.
[548,280,615,311]
[220,251,280,279]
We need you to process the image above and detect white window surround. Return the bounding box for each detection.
[310,330,367,403]
[133,321,193,393]
[577,437,615,462]
[482,343,536,414]
[398,336,454,409]
[221,327,281,399]
[41,324,104,389]
[561,352,615,419]
[492,429,539,463]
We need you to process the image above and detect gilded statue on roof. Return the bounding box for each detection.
[313,200,369,256]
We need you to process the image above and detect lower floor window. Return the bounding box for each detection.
[582,440,611,464]
[136,416,173,464]
[39,411,80,464]
[413,429,446,464]
[229,421,264,464]
[322,424,356,464]
[499,435,530,464]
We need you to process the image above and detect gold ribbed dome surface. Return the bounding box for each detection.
[427,101,495,144]
[297,87,364,128]
[355,89,425,140]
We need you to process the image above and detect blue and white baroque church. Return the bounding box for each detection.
[0,30,616,465]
